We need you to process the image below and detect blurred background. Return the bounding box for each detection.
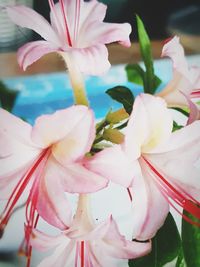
[0,0,199,52]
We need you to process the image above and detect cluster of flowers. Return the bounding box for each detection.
[0,0,200,266]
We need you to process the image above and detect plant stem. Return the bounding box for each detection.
[60,52,89,106]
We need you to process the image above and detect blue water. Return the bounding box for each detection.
[3,62,171,124]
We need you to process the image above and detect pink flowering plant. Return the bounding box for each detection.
[0,1,200,267]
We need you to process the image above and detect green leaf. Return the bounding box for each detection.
[176,249,186,267]
[106,86,134,114]
[129,213,181,267]
[173,121,183,132]
[136,15,162,94]
[0,80,18,112]
[182,208,200,267]
[125,64,145,86]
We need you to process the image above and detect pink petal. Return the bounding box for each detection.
[35,242,75,267]
[186,95,200,124]
[31,229,66,251]
[125,94,173,157]
[31,105,89,148]
[44,157,108,194]
[88,217,151,265]
[131,160,169,240]
[37,158,72,230]
[0,109,41,177]
[85,145,136,187]
[66,44,110,75]
[162,36,189,79]
[80,21,131,48]
[159,37,200,107]
[52,107,95,164]
[6,5,60,46]
[17,41,59,71]
[146,122,200,199]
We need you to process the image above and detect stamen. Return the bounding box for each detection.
[59,0,72,46]
[81,241,85,267]
[0,149,49,230]
[74,0,81,43]
[143,157,200,224]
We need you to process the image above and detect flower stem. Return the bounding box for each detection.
[60,52,89,106]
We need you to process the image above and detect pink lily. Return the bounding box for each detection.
[86,94,200,240]
[6,0,131,75]
[29,195,151,267]
[0,106,107,239]
[6,0,131,105]
[157,36,200,123]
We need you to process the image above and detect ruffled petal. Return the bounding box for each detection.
[31,105,89,148]
[130,160,169,240]
[52,108,95,164]
[125,94,173,157]
[17,41,59,71]
[158,36,200,107]
[85,145,136,187]
[6,5,60,46]
[87,217,151,266]
[37,158,72,230]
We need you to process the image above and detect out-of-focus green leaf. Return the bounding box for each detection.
[136,15,162,94]
[129,213,181,267]
[182,207,200,267]
[176,249,186,267]
[0,80,18,112]
[106,86,134,114]
[126,64,145,86]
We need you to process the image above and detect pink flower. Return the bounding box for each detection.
[6,0,131,75]
[0,106,107,234]
[157,36,200,123]
[86,94,200,240]
[29,195,151,267]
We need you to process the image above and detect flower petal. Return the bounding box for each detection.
[52,108,95,164]
[125,94,173,157]
[130,160,169,240]
[80,21,131,48]
[65,44,111,75]
[0,109,41,177]
[31,105,89,148]
[88,217,151,266]
[31,229,67,251]
[6,5,60,46]
[17,41,59,71]
[85,145,136,187]
[37,158,72,229]
[146,122,200,200]
[44,157,108,194]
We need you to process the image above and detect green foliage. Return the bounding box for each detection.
[126,15,162,94]
[129,213,181,267]
[106,86,134,114]
[0,80,18,112]
[182,208,200,267]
